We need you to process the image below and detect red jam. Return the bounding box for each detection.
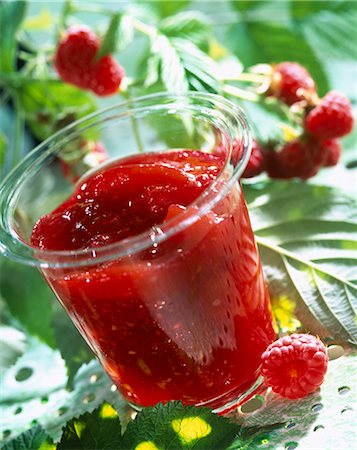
[31,150,275,409]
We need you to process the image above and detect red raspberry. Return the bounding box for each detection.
[269,62,316,105]
[261,334,328,399]
[272,139,319,179]
[304,91,354,139]
[314,139,342,167]
[242,140,265,178]
[54,26,125,96]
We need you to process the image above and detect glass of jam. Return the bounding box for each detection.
[0,93,275,413]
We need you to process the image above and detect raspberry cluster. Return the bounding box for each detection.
[54,26,125,96]
[242,62,354,180]
[261,333,328,399]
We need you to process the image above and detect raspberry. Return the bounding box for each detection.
[242,140,265,178]
[60,141,109,183]
[261,334,328,399]
[54,26,125,96]
[269,62,316,105]
[304,91,354,139]
[270,139,319,179]
[313,139,342,168]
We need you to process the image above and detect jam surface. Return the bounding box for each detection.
[31,150,275,409]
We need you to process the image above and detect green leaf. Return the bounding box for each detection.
[230,0,267,13]
[132,0,191,20]
[0,131,7,170]
[52,308,94,387]
[0,326,26,373]
[0,0,26,73]
[233,353,357,449]
[290,0,357,61]
[226,21,329,96]
[1,425,54,450]
[121,401,240,449]
[17,81,97,141]
[244,181,357,346]
[96,13,121,59]
[58,403,122,450]
[159,11,212,47]
[149,34,189,93]
[117,14,134,52]
[0,258,55,346]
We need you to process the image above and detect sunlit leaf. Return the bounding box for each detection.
[121,401,239,449]
[1,425,53,450]
[244,181,357,346]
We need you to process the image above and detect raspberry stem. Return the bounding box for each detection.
[221,73,267,83]
[222,84,259,102]
[121,90,144,153]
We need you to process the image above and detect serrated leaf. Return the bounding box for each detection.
[290,0,357,60]
[121,401,240,450]
[17,81,97,141]
[0,0,26,73]
[96,13,121,59]
[58,403,122,450]
[117,14,134,52]
[150,34,189,93]
[159,11,212,47]
[1,425,53,450]
[0,258,55,346]
[52,308,94,387]
[226,21,329,96]
[244,181,357,346]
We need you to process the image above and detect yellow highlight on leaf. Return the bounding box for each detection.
[135,441,160,450]
[74,421,86,438]
[171,417,212,443]
[100,403,118,419]
[38,443,56,450]
[209,39,228,60]
[272,295,301,333]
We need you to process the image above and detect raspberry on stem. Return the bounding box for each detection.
[242,140,265,178]
[55,26,125,96]
[304,91,354,139]
[261,333,328,399]
[269,62,316,106]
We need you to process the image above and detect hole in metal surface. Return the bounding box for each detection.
[83,393,95,404]
[311,403,323,413]
[240,396,264,413]
[15,367,33,382]
[31,419,38,426]
[346,160,357,169]
[338,386,350,395]
[41,396,48,404]
[3,430,11,439]
[285,420,296,430]
[14,407,22,415]
[285,442,298,450]
[89,374,98,384]
[327,345,344,360]
[57,407,69,416]
[341,407,353,414]
[313,425,324,432]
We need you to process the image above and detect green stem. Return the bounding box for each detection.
[11,93,25,168]
[222,84,259,102]
[121,90,144,153]
[221,73,267,83]
[0,73,59,88]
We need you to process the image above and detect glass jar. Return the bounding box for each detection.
[0,92,275,413]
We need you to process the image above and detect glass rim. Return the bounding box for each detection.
[0,91,252,268]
